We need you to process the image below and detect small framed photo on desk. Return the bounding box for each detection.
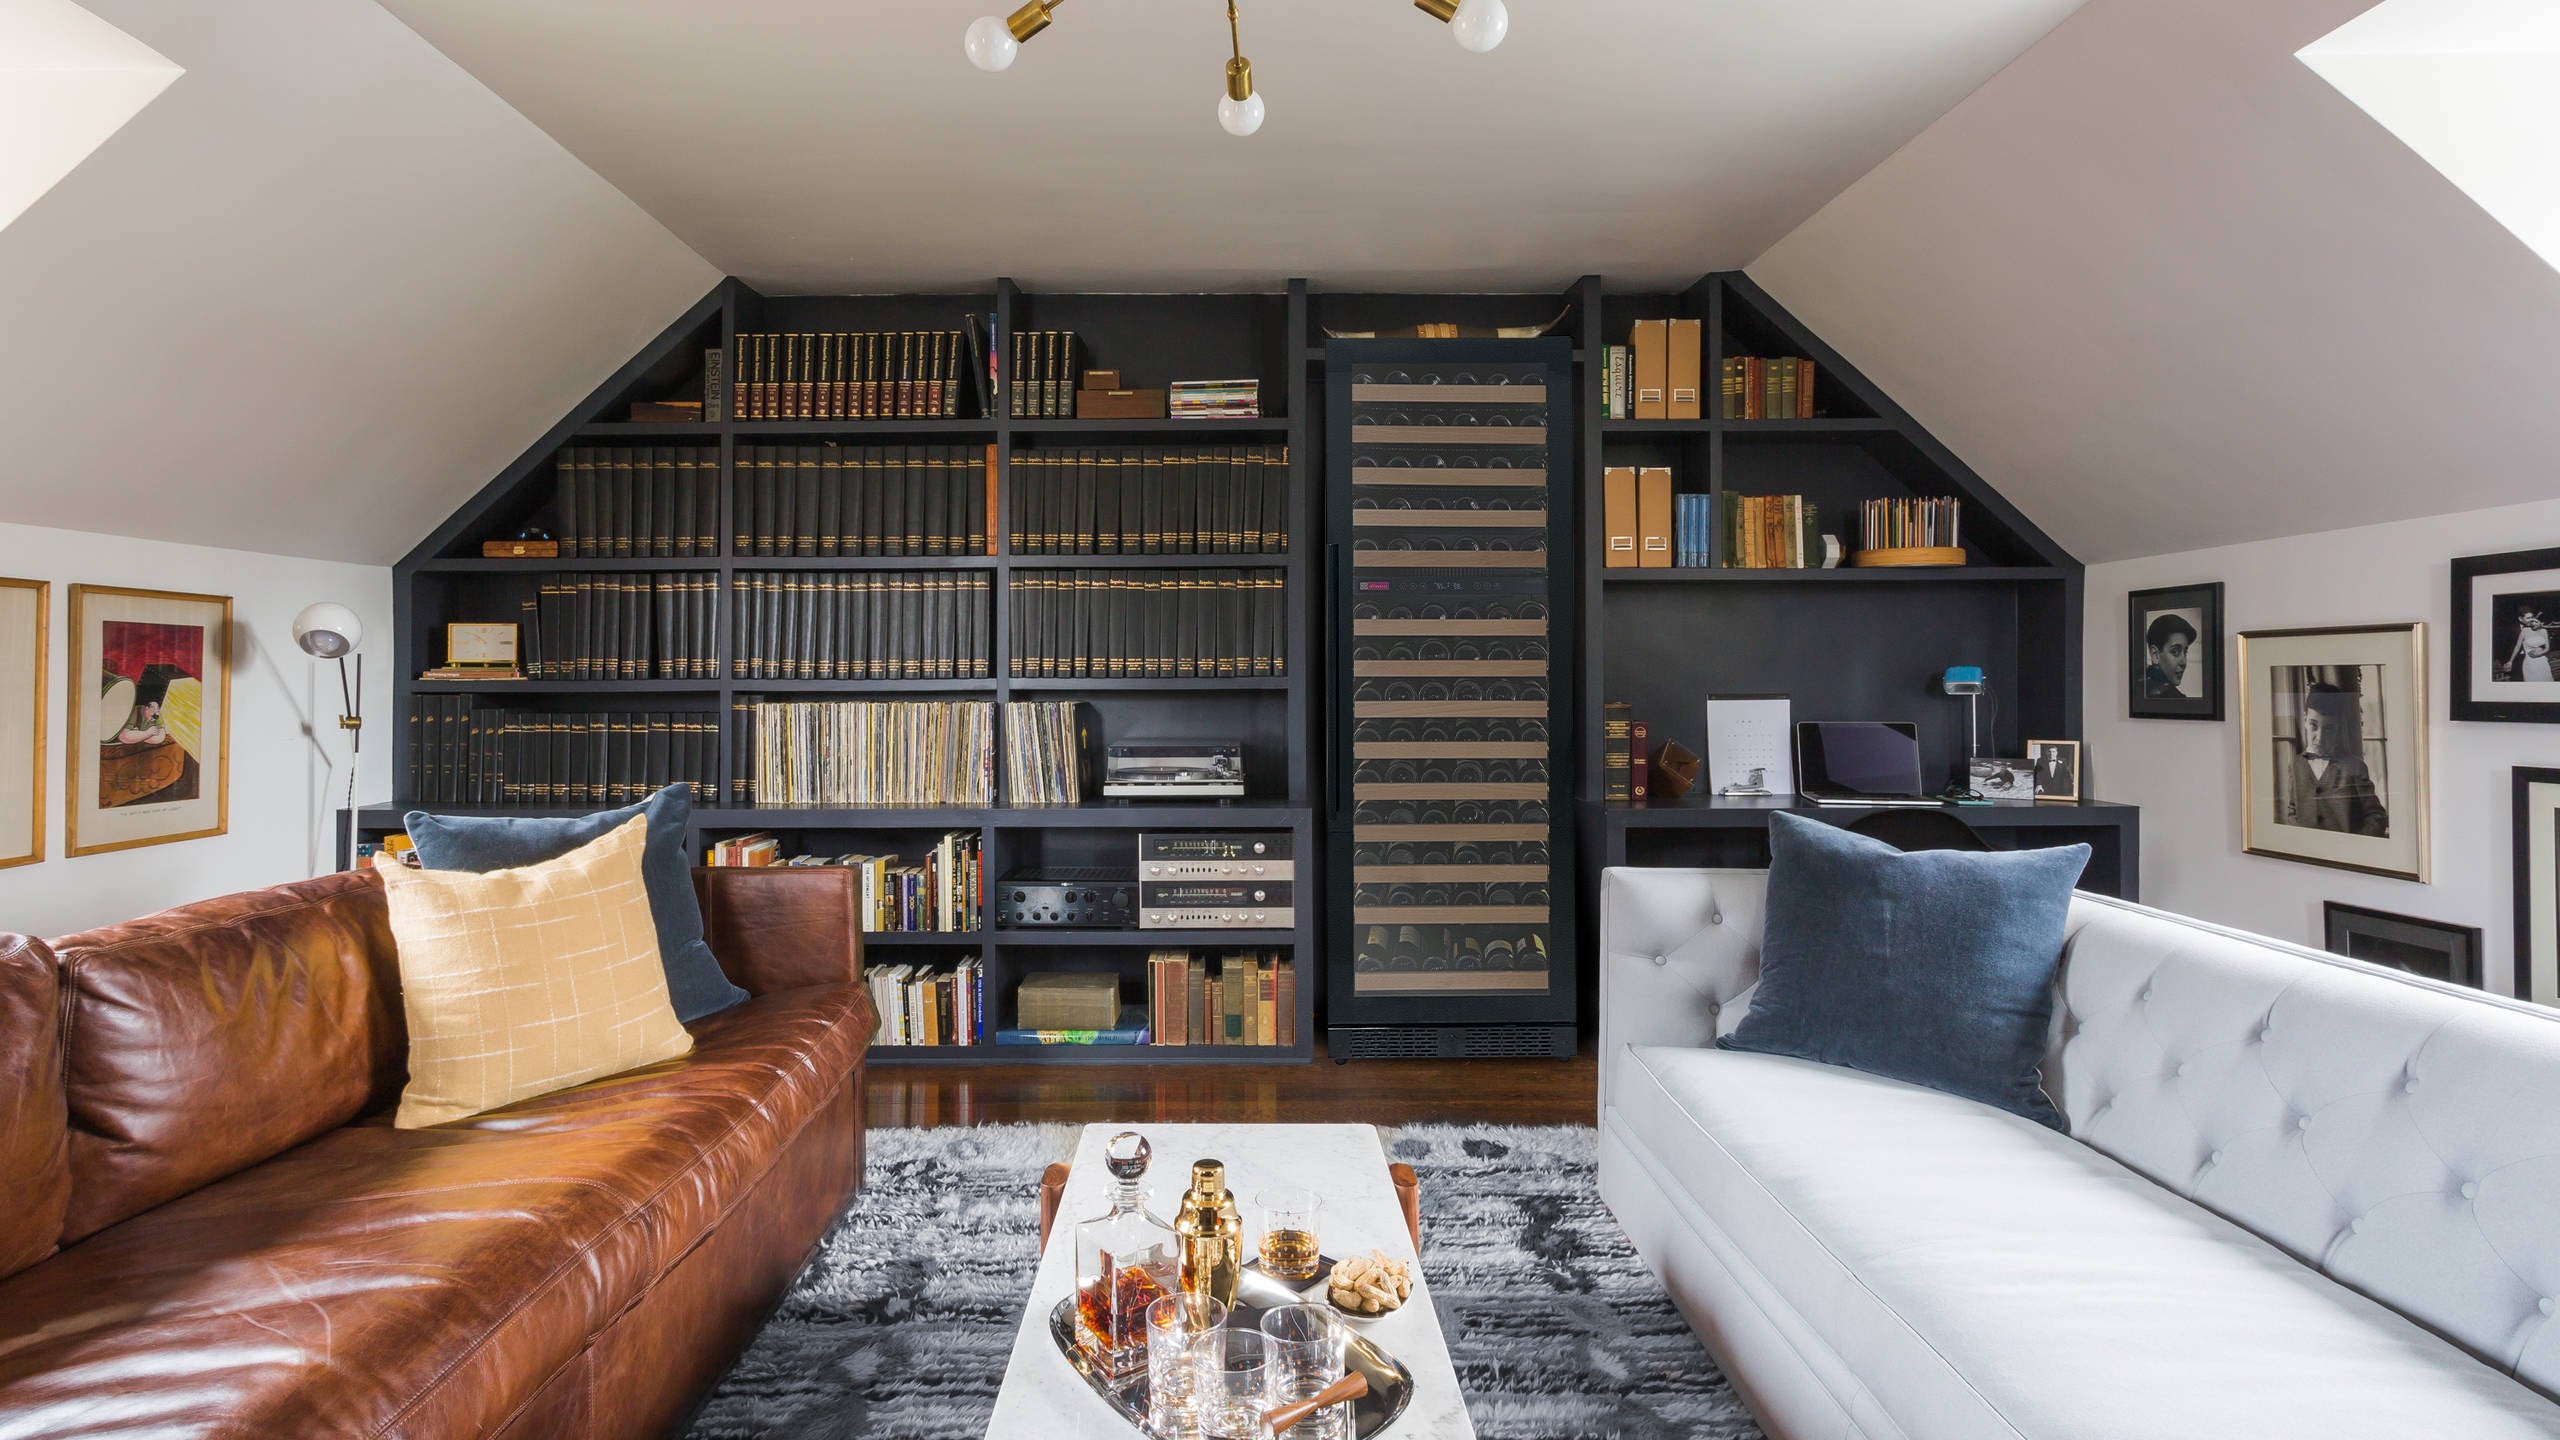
[2028,740,2080,802]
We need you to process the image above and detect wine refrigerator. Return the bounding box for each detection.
[1324,340,1577,1059]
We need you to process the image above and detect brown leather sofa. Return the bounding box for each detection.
[0,864,875,1440]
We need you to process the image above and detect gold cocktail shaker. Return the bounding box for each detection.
[1173,1158,1243,1304]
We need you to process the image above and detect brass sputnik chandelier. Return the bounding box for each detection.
[963,0,1511,137]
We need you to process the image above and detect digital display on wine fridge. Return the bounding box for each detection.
[1327,345,1572,1021]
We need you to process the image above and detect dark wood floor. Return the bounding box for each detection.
[865,1038,1596,1129]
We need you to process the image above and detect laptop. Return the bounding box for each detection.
[1793,721,1945,808]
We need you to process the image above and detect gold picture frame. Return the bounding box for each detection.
[0,577,46,869]
[66,585,232,857]
[2238,623,2429,882]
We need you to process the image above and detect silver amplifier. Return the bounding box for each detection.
[1139,879,1295,930]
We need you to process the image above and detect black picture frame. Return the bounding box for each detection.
[2513,766,2560,1004]
[2321,901,2482,990]
[2453,546,2560,723]
[2127,581,2223,720]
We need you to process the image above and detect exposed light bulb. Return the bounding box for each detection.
[1218,88,1265,136]
[1449,0,1508,52]
[964,15,1019,71]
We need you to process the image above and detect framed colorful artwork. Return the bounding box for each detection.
[0,577,45,869]
[66,585,231,857]
[2237,624,2429,882]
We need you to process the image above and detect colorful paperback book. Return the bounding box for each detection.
[993,1027,1152,1046]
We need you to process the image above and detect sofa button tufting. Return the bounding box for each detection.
[2403,1077,2420,1095]
[1652,953,1669,967]
[2175,1061,2192,1078]
[2462,1182,2480,1201]
[2544,1298,2556,1319]
[2296,1115,2313,1132]
[2349,1217,2366,1236]
[2258,1027,2274,1044]
[2206,1149,2223,1166]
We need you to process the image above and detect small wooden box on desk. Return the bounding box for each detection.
[1587,794,2139,901]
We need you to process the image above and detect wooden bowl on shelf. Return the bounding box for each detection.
[1850,546,1966,568]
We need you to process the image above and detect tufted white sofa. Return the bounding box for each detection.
[1597,866,2560,1440]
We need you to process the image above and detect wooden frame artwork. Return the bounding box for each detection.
[2126,581,2223,721]
[66,585,232,857]
[2238,623,2429,882]
[0,578,46,869]
[2028,739,2080,802]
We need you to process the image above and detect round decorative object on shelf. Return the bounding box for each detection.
[1850,547,1967,568]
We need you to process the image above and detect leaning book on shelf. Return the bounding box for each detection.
[869,957,985,1047]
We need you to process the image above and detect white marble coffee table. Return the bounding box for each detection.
[987,1123,1476,1439]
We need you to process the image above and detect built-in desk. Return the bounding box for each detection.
[1584,795,2140,900]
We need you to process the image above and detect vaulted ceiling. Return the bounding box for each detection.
[0,0,716,565]
[1748,0,2560,562]
[7,0,2558,569]
[373,0,2088,293]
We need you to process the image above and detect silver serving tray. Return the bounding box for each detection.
[1047,1257,1415,1437]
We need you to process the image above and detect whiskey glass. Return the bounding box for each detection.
[1256,1187,1324,1282]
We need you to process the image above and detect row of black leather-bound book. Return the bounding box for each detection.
[554,446,720,558]
[734,444,993,557]
[731,327,985,421]
[405,697,724,808]
[521,574,719,681]
[1009,445,1288,555]
[729,571,993,681]
[1007,569,1286,679]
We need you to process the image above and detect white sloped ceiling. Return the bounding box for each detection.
[1748,0,2560,563]
[0,0,718,565]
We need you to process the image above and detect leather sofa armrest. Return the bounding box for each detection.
[692,867,864,996]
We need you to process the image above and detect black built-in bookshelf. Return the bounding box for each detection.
[379,272,2123,1062]
[379,280,1317,1064]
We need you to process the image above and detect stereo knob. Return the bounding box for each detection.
[1251,841,1267,854]
[1011,891,1026,903]
[1252,889,1266,902]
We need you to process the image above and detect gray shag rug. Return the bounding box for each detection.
[685,1124,1762,1440]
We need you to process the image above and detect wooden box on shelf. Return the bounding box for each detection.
[481,538,560,559]
[1075,387,1169,420]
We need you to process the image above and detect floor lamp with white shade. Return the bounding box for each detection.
[293,602,364,873]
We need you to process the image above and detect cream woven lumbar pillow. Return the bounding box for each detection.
[379,813,694,1127]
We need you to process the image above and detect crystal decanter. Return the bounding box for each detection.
[1072,1130,1179,1378]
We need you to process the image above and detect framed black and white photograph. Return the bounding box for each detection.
[2239,624,2428,882]
[2028,739,2080,802]
[1968,756,2035,803]
[2127,581,2222,720]
[2454,546,2560,722]
[2513,767,2560,1005]
[2322,902,2482,990]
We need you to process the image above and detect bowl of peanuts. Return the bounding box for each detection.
[1318,1249,1413,1320]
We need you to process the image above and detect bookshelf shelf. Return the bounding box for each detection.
[1007,677,1288,693]
[865,1043,1310,1066]
[844,931,989,947]
[1003,553,1288,570]
[572,421,721,438]
[736,555,1000,571]
[408,679,721,694]
[416,557,722,574]
[1599,565,2067,586]
[1010,418,1290,436]
[1597,417,1900,437]
[732,419,999,438]
[991,929,1296,949]
[739,679,1001,694]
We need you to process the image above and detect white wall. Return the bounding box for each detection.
[2085,496,2560,998]
[0,522,389,938]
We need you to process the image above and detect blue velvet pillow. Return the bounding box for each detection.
[1720,811,2088,1129]
[404,784,748,1022]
